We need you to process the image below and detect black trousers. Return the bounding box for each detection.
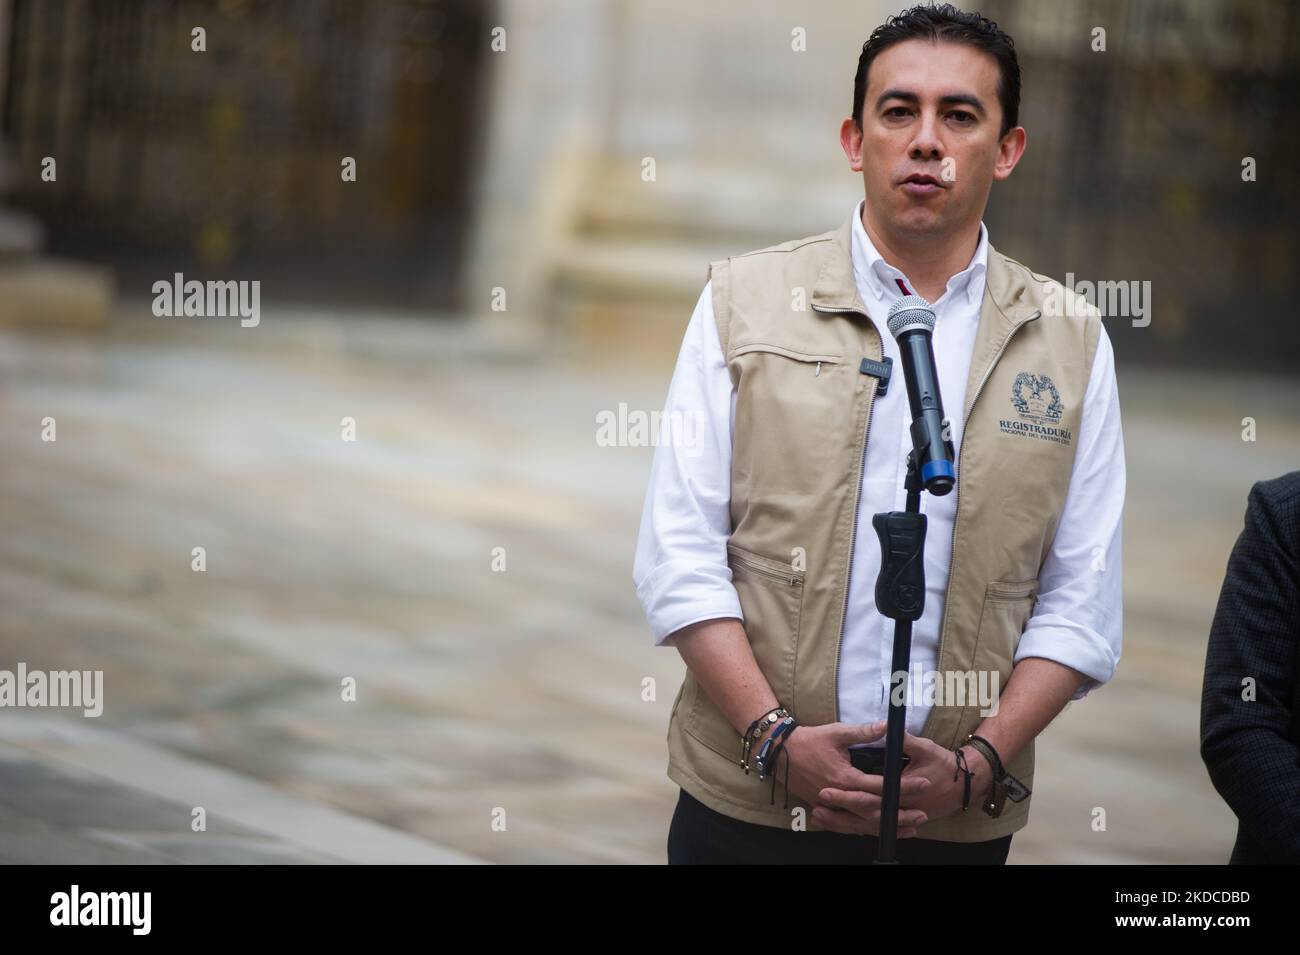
[667,788,1012,865]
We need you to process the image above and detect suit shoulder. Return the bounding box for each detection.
[1249,471,1300,521]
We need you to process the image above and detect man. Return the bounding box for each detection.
[1201,472,1300,864]
[633,4,1125,864]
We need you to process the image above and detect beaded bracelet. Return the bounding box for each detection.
[755,716,796,780]
[741,707,790,773]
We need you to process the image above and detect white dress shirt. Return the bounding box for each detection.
[633,200,1124,731]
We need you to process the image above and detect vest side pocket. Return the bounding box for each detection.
[961,581,1038,734]
[682,543,805,763]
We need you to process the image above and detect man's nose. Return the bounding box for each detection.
[908,114,944,160]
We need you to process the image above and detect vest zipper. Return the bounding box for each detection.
[929,310,1041,739]
[731,552,803,587]
[810,303,880,724]
[835,388,876,723]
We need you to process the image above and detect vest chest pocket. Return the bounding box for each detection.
[728,343,847,496]
[682,542,805,763]
[731,342,844,366]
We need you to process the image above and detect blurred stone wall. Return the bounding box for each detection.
[465,0,1300,371]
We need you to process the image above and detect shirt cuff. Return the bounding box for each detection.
[1013,614,1119,701]
[635,558,743,646]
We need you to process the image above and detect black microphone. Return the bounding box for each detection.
[885,295,955,495]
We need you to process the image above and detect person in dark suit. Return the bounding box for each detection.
[1201,470,1300,864]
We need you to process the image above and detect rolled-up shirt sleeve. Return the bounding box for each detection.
[632,281,742,645]
[1013,322,1125,699]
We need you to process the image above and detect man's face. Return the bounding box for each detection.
[846,38,1017,240]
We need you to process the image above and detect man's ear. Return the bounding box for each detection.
[840,117,864,172]
[993,126,1027,181]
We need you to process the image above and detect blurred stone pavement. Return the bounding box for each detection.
[2,304,1298,864]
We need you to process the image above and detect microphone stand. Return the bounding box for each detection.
[870,448,929,864]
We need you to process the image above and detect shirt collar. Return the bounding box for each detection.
[849,198,988,309]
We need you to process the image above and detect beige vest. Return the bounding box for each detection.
[665,209,1103,841]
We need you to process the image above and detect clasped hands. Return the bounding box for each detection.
[777,719,979,836]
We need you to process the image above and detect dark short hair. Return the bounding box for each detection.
[853,3,1021,138]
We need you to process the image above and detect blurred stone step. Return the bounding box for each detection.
[0,259,114,328]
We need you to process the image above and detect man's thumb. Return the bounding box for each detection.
[840,720,887,744]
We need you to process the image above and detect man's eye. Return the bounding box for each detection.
[949,110,975,123]
[885,107,911,119]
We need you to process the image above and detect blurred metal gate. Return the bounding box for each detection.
[1,0,491,309]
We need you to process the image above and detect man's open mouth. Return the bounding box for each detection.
[900,173,945,197]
